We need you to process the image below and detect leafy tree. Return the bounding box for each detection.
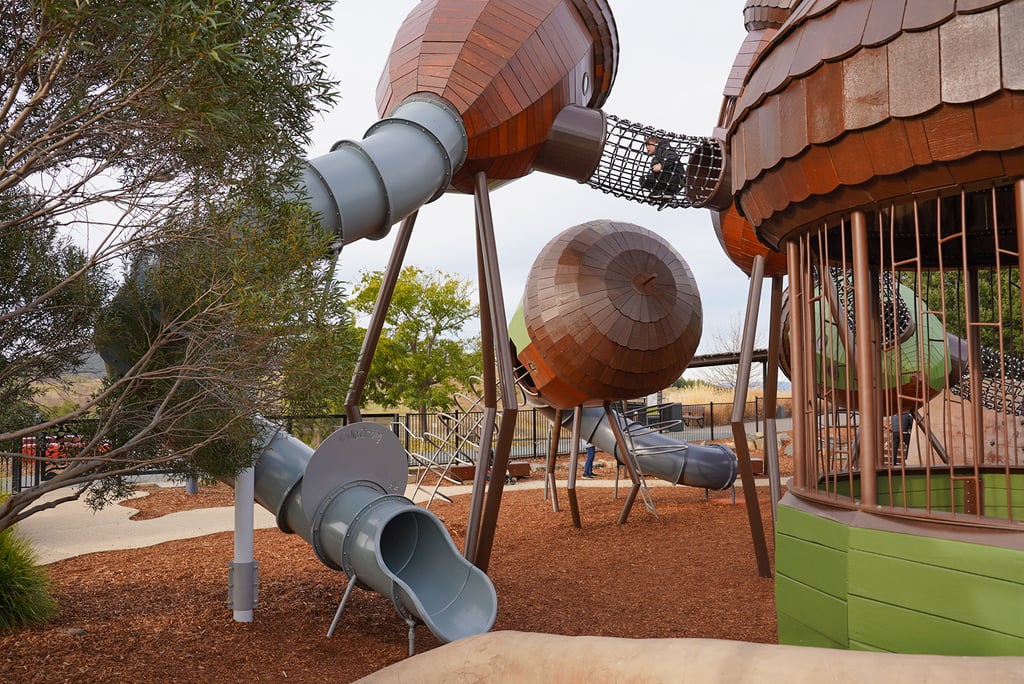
[913,269,1023,355]
[0,0,350,532]
[350,266,482,414]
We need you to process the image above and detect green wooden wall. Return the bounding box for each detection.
[775,499,1024,655]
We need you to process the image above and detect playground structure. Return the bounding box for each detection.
[694,0,1024,655]
[84,0,1024,667]
[94,0,763,651]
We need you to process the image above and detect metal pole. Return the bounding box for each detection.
[729,254,772,578]
[787,239,808,490]
[567,405,583,528]
[230,466,257,622]
[343,212,418,423]
[764,275,785,520]
[851,210,879,506]
[464,218,498,562]
[470,172,520,573]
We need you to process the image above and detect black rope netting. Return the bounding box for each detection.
[950,344,1024,416]
[814,267,913,348]
[585,115,723,210]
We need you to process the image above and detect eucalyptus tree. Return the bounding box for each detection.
[0,0,356,531]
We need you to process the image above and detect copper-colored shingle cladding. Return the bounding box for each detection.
[375,0,617,194]
[707,1,794,277]
[728,0,1024,249]
[519,220,702,409]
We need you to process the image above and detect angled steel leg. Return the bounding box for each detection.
[729,254,773,578]
[544,408,563,511]
[567,405,583,528]
[343,212,418,423]
[467,172,519,573]
[603,402,641,525]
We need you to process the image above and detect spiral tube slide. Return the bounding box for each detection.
[541,406,737,490]
[299,93,468,246]
[253,420,497,643]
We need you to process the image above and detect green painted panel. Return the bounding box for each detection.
[776,575,848,647]
[849,595,1024,655]
[848,549,1024,637]
[848,639,887,652]
[850,526,1024,583]
[777,611,845,649]
[775,533,847,599]
[825,473,1024,520]
[777,504,849,551]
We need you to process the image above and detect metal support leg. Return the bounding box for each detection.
[729,255,773,578]
[327,573,359,637]
[405,616,417,657]
[344,213,418,423]
[567,405,583,528]
[469,172,520,573]
[544,409,563,511]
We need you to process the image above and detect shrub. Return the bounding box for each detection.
[0,519,58,631]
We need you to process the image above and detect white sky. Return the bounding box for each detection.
[309,1,767,361]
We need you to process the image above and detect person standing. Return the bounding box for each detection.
[582,442,597,478]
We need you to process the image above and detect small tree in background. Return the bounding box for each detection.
[350,266,482,414]
[699,314,765,389]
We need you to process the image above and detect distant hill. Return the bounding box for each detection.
[74,352,108,379]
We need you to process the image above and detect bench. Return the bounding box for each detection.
[449,461,532,483]
[681,413,705,428]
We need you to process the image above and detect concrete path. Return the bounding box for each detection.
[15,469,766,565]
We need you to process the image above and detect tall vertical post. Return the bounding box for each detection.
[851,210,879,506]
[764,275,785,519]
[230,466,257,622]
[787,240,808,489]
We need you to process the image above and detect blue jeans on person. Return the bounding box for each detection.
[583,445,596,477]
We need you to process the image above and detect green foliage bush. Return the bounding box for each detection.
[0,516,57,631]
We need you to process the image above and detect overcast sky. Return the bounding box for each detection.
[310,1,765,363]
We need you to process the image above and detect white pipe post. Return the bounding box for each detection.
[231,466,256,622]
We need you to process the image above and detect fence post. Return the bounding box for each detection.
[404,413,411,451]
[532,408,538,458]
[755,396,760,432]
[709,402,714,441]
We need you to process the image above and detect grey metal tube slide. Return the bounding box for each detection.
[541,406,737,490]
[253,420,497,643]
[300,93,468,246]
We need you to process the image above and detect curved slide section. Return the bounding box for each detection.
[300,93,467,246]
[541,406,737,491]
[255,420,497,643]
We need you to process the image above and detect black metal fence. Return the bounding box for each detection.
[1,399,792,495]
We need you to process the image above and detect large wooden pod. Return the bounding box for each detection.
[511,220,701,410]
[376,0,618,193]
[703,0,793,277]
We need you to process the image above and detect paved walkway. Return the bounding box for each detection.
[15,469,770,565]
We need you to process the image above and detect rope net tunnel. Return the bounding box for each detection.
[585,114,723,210]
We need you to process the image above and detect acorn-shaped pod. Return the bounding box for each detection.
[693,0,793,278]
[510,220,702,410]
[728,0,1024,253]
[375,0,618,193]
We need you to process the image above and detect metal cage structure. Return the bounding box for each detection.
[782,182,1024,527]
